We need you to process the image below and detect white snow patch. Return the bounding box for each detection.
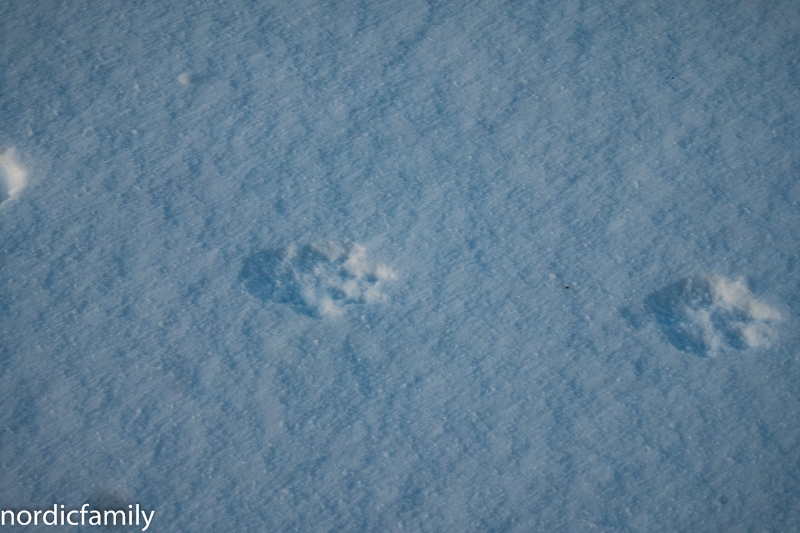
[363,284,388,304]
[708,275,782,348]
[314,242,396,315]
[319,298,344,317]
[709,275,782,324]
[344,244,371,278]
[375,264,397,281]
[0,147,28,205]
[710,276,782,322]
[738,323,774,348]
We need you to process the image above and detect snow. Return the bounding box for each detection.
[1,0,799,531]
[631,275,784,357]
[0,148,28,205]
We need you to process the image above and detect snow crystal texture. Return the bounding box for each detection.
[0,0,799,531]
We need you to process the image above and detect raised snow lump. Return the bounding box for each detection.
[0,147,28,206]
[240,242,396,317]
[644,275,782,356]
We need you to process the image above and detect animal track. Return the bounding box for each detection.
[640,275,782,357]
[240,242,396,317]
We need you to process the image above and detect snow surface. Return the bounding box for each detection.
[1,0,799,531]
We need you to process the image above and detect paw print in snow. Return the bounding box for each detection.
[642,275,782,357]
[240,242,396,317]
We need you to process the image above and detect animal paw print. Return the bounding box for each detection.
[642,275,782,357]
[240,242,396,317]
